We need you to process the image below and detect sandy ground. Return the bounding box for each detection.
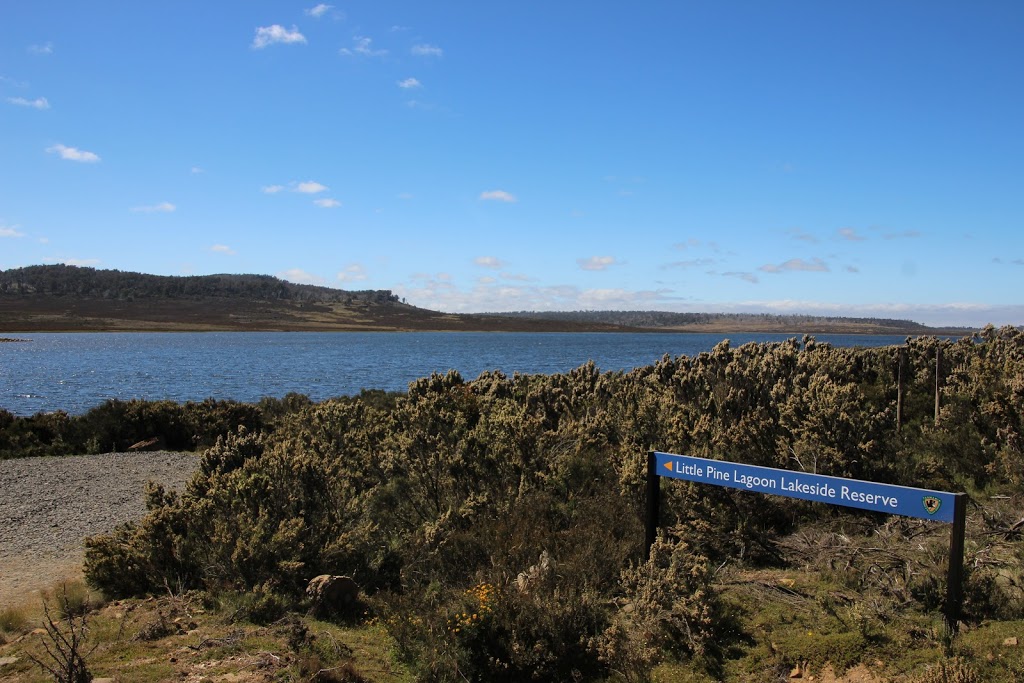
[0,451,199,608]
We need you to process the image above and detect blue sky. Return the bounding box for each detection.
[1,1,1021,327]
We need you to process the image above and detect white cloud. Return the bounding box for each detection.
[394,280,671,314]
[337,264,367,282]
[838,227,866,241]
[191,166,205,174]
[411,43,443,57]
[397,77,422,89]
[47,258,100,267]
[46,144,100,163]
[28,42,53,55]
[305,4,332,18]
[1,225,25,238]
[722,271,759,284]
[262,184,285,194]
[474,256,505,269]
[759,257,829,273]
[130,202,176,213]
[340,36,387,57]
[296,180,328,194]
[577,256,620,271]
[7,96,49,109]
[210,244,236,255]
[0,75,28,87]
[252,25,307,49]
[278,268,327,286]
[314,198,341,208]
[479,190,516,203]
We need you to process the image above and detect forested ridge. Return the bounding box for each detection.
[0,265,399,305]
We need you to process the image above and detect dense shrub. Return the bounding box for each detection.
[77,331,1024,679]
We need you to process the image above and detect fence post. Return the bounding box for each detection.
[944,492,968,633]
[645,451,660,559]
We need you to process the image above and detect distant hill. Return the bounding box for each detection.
[492,310,971,335]
[0,265,973,335]
[0,265,625,333]
[0,264,397,305]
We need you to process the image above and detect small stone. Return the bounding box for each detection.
[1004,637,1018,647]
[790,665,802,678]
[0,656,19,667]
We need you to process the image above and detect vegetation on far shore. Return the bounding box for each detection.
[0,264,972,334]
[2,326,1022,681]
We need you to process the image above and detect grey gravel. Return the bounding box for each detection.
[0,450,199,606]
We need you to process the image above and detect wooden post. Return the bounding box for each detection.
[935,345,942,426]
[945,493,968,633]
[645,451,660,559]
[896,347,905,432]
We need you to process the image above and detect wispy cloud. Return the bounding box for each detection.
[340,36,387,57]
[789,229,818,244]
[759,257,829,273]
[673,238,703,250]
[191,166,205,174]
[337,264,367,282]
[474,256,506,269]
[479,190,516,202]
[264,181,330,196]
[411,43,443,57]
[210,244,236,255]
[252,25,306,49]
[0,75,28,88]
[838,227,866,241]
[314,198,341,208]
[397,77,421,89]
[278,268,326,286]
[28,42,53,55]
[845,265,860,273]
[305,4,332,18]
[663,258,715,270]
[1,225,25,238]
[577,256,620,271]
[883,229,922,240]
[46,257,100,267]
[296,180,328,194]
[722,271,759,284]
[46,144,100,163]
[7,96,49,109]
[130,202,176,213]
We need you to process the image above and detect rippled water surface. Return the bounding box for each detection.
[1,331,912,415]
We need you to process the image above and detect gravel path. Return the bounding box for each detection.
[0,451,200,607]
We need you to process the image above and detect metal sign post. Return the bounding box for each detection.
[645,451,968,632]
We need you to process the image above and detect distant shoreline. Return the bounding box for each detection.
[0,326,973,337]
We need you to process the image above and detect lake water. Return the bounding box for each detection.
[1,331,912,416]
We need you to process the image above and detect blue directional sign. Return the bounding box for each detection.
[654,451,957,523]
